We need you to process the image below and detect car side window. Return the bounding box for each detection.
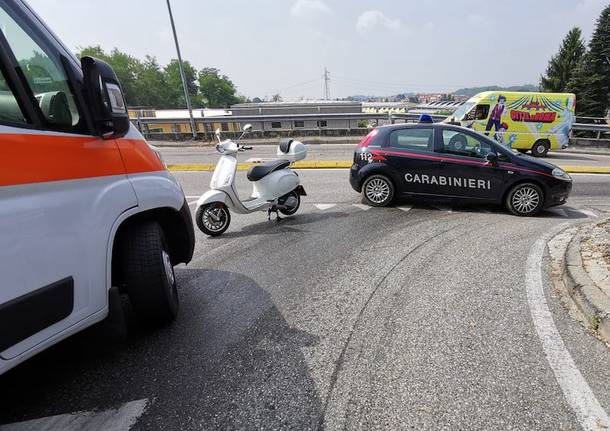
[441,130,496,160]
[0,68,26,124]
[388,128,433,152]
[0,6,83,132]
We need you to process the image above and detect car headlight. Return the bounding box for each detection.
[552,167,571,182]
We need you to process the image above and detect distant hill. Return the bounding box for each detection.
[453,85,539,97]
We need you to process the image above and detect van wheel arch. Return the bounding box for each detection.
[111,207,192,291]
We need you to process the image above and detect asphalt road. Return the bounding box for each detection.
[155,143,610,168]
[1,171,610,430]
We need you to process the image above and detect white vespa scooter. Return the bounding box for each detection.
[195,124,307,236]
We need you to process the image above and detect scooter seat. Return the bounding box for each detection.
[247,159,291,182]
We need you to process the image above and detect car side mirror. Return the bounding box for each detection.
[81,56,130,139]
[486,153,499,165]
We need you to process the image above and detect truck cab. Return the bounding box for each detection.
[0,0,194,375]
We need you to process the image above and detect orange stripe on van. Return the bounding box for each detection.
[116,138,165,174]
[0,133,164,187]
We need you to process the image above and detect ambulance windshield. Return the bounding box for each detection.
[448,102,474,122]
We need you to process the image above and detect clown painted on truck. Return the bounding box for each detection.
[445,91,576,157]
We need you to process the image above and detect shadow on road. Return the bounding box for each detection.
[214,211,349,239]
[0,270,323,430]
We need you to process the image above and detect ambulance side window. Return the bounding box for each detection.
[464,104,489,121]
[389,128,433,152]
[0,69,26,124]
[0,6,83,132]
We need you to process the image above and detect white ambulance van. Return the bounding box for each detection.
[0,0,195,375]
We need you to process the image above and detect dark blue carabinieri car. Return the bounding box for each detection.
[349,123,572,216]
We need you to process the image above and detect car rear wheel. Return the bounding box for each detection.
[362,174,394,207]
[121,221,178,325]
[505,183,544,216]
[531,140,550,157]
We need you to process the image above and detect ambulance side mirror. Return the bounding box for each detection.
[485,153,499,166]
[81,56,130,139]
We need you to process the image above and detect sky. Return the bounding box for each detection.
[27,0,609,100]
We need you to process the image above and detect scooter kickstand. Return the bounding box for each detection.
[268,207,283,223]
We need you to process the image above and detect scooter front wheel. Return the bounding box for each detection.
[196,202,231,236]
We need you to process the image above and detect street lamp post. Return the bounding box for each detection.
[166,0,197,139]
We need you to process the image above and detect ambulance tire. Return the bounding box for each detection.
[121,221,179,326]
[362,174,395,207]
[505,182,544,216]
[531,140,550,157]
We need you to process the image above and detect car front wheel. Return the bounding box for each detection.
[362,174,394,207]
[506,183,544,216]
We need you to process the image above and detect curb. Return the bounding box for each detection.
[167,161,610,173]
[563,221,610,343]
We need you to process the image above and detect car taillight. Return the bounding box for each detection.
[357,129,378,149]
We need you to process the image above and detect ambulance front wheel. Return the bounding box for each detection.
[531,140,550,157]
[362,174,395,207]
[505,183,544,216]
[121,221,179,325]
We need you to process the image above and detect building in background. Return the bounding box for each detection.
[229,101,363,131]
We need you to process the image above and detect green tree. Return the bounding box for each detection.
[79,46,143,106]
[567,6,610,116]
[540,27,586,92]
[164,59,201,108]
[198,68,239,108]
[134,56,170,108]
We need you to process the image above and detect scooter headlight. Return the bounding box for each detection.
[552,167,572,182]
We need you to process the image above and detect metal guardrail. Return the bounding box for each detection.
[132,112,610,140]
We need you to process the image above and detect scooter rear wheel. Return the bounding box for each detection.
[196,202,231,236]
[278,190,301,216]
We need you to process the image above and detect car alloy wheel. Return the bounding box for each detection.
[511,185,541,215]
[366,178,390,203]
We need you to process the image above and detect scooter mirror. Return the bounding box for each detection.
[243,124,252,132]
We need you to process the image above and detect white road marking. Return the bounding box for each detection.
[580,209,599,218]
[396,205,412,212]
[432,205,452,213]
[188,200,199,206]
[352,204,371,211]
[525,225,609,431]
[184,195,200,199]
[314,204,337,211]
[0,399,148,431]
